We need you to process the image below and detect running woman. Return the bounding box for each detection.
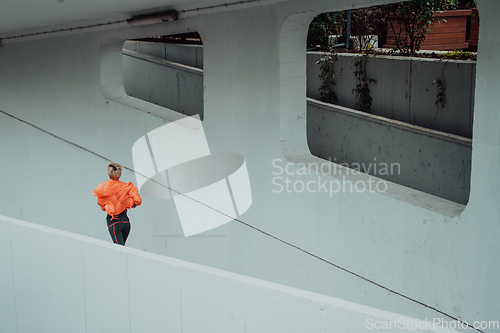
[93,162,142,245]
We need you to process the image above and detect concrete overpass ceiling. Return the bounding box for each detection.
[0,0,284,40]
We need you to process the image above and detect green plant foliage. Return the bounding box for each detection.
[316,54,338,103]
[438,50,472,60]
[381,0,459,55]
[350,7,387,52]
[307,12,345,50]
[434,0,460,10]
[433,77,446,108]
[352,56,376,113]
[432,60,448,111]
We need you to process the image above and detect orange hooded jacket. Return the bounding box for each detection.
[93,180,142,218]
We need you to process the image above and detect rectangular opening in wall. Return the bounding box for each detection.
[305,2,478,205]
[122,32,204,119]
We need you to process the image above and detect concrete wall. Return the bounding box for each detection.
[125,42,475,138]
[123,40,204,69]
[121,45,471,204]
[1,215,464,333]
[307,53,476,138]
[122,49,204,118]
[0,0,499,332]
[307,98,472,204]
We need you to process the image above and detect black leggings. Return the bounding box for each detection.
[107,211,131,245]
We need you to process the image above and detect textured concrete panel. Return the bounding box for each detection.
[165,44,204,69]
[122,51,204,118]
[0,216,463,333]
[331,54,358,110]
[306,51,323,101]
[368,56,411,123]
[127,255,183,332]
[83,242,130,333]
[307,53,475,137]
[409,58,474,138]
[124,41,204,69]
[136,41,166,59]
[307,99,471,204]
[10,223,86,333]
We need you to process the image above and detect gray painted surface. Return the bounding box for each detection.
[307,53,476,138]
[307,98,472,204]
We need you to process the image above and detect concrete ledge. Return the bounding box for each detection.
[123,49,203,76]
[0,214,461,333]
[308,98,472,147]
[306,98,470,213]
[285,152,466,218]
[306,52,476,138]
[123,40,204,69]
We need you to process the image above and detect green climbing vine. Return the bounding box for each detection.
[316,53,338,103]
[352,55,375,113]
[432,77,445,109]
[432,60,448,115]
